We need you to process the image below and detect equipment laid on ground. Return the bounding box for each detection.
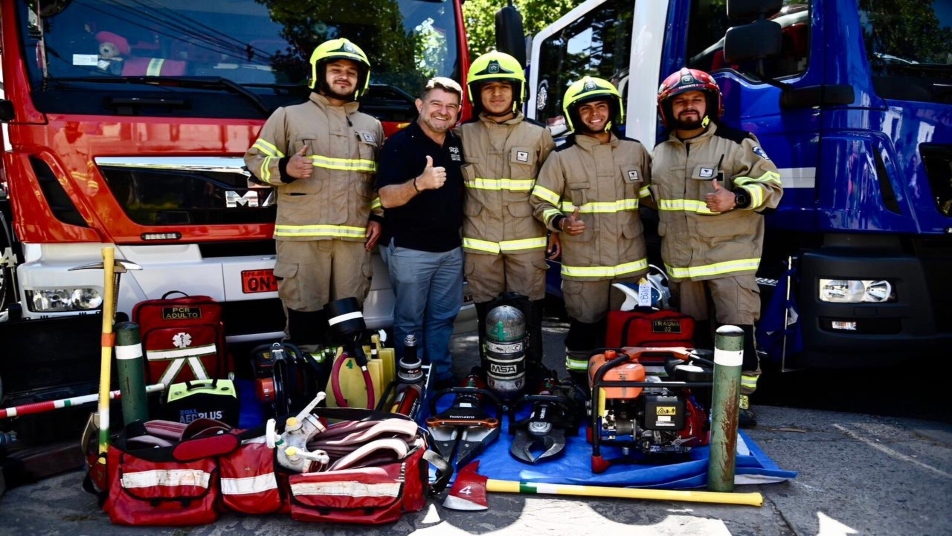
[324,298,377,409]
[73,247,141,491]
[160,379,239,426]
[251,341,328,420]
[376,334,429,420]
[97,418,244,526]
[443,461,764,510]
[425,369,503,471]
[85,387,452,526]
[508,372,585,464]
[484,304,528,401]
[605,308,696,351]
[588,347,713,473]
[132,291,229,387]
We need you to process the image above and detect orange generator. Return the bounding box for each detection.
[587,347,713,473]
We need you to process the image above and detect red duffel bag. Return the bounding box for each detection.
[281,408,451,525]
[101,419,240,526]
[219,437,287,515]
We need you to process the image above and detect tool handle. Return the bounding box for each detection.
[486,479,763,507]
[97,247,116,460]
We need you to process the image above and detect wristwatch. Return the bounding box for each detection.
[731,188,750,209]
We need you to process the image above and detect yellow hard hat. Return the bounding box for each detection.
[467,51,526,113]
[562,76,624,133]
[309,38,371,99]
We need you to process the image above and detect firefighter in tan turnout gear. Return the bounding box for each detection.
[651,68,783,427]
[530,76,652,384]
[244,38,385,350]
[457,51,557,373]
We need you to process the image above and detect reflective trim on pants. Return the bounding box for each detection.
[565,353,590,372]
[741,374,759,394]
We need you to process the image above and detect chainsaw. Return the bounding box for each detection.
[587,347,713,473]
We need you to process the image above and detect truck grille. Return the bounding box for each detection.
[910,237,952,333]
[95,157,276,226]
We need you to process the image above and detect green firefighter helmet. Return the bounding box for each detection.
[309,38,371,100]
[562,76,624,133]
[467,50,526,114]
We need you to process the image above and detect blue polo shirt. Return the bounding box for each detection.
[376,120,464,253]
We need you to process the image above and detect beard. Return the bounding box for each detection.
[673,114,705,130]
[324,83,356,102]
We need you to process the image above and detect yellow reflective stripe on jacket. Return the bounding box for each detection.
[734,171,780,208]
[310,155,376,173]
[466,178,535,191]
[664,258,761,279]
[562,258,648,278]
[542,208,562,225]
[253,139,284,159]
[371,197,382,211]
[531,185,561,205]
[639,185,651,198]
[560,199,639,214]
[274,224,367,239]
[464,236,547,254]
[734,170,782,186]
[657,198,717,215]
[257,156,276,184]
[742,184,764,208]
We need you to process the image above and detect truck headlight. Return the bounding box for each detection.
[26,288,104,312]
[818,279,895,303]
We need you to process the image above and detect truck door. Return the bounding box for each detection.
[681,0,821,265]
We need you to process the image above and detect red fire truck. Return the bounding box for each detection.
[0,0,486,343]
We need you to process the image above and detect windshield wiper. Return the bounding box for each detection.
[50,76,272,115]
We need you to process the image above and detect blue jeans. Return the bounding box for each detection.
[387,241,463,382]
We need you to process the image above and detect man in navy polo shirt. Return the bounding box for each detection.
[377,77,465,389]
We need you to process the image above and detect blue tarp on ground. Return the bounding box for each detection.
[422,390,797,489]
[463,424,796,489]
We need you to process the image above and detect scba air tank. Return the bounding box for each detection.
[484,305,527,400]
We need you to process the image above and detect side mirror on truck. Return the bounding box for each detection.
[495,5,527,69]
[723,0,784,69]
[724,20,782,65]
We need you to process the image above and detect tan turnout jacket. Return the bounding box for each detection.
[458,112,555,256]
[530,133,652,281]
[244,93,384,242]
[650,122,783,281]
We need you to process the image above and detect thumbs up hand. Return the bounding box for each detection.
[560,207,585,236]
[287,145,313,179]
[705,177,736,212]
[417,155,447,190]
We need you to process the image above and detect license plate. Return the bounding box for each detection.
[241,269,277,294]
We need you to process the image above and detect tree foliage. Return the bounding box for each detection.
[462,0,576,58]
[859,0,952,66]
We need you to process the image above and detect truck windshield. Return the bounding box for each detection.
[858,0,952,103]
[17,0,459,117]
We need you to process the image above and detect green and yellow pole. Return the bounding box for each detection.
[115,321,149,425]
[708,325,744,493]
[96,247,117,465]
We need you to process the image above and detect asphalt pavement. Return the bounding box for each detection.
[1,320,950,535]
